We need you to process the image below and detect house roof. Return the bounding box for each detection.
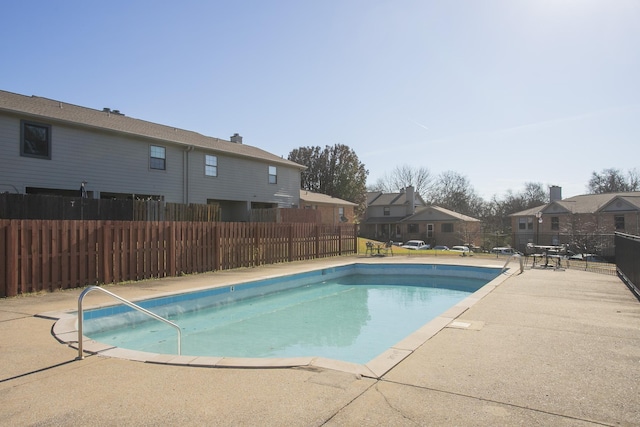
[361,216,407,224]
[366,190,426,207]
[403,206,481,222]
[510,192,640,216]
[0,90,305,170]
[361,205,479,224]
[299,190,357,206]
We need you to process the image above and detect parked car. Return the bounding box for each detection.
[463,244,482,253]
[568,254,606,263]
[433,245,449,251]
[401,240,430,250]
[450,245,472,255]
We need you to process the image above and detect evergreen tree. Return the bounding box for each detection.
[289,144,368,215]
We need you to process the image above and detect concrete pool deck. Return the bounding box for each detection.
[1,255,639,425]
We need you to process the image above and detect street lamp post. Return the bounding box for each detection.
[535,212,543,245]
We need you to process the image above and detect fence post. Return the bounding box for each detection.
[354,224,359,255]
[315,225,320,259]
[288,224,294,262]
[0,221,7,297]
[213,224,220,271]
[168,222,176,277]
[101,222,112,284]
[5,220,18,297]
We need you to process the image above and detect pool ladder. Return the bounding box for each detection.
[77,286,182,360]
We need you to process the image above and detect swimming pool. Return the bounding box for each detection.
[75,263,502,371]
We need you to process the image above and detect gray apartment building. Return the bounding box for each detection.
[0,90,305,221]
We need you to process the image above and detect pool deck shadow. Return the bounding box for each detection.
[1,255,639,426]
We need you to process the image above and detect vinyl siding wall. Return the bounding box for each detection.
[1,114,184,199]
[186,150,300,207]
[367,204,409,218]
[0,113,301,212]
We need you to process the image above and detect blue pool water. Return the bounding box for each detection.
[83,264,500,364]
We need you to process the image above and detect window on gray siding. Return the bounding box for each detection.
[551,217,559,230]
[441,223,453,233]
[205,155,217,176]
[615,215,625,230]
[383,207,390,216]
[408,223,418,233]
[150,145,166,170]
[21,120,51,159]
[268,166,277,184]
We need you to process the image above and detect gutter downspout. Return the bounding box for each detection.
[183,146,194,204]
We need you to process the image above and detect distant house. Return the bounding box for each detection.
[510,185,640,255]
[299,190,357,224]
[0,90,305,221]
[361,186,481,246]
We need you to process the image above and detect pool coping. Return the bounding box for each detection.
[48,260,513,379]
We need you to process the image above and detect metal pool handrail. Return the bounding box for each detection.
[77,286,182,360]
[502,253,524,274]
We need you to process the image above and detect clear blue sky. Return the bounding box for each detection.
[2,1,638,200]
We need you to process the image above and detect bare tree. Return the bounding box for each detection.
[587,168,640,194]
[368,164,432,198]
[369,173,395,193]
[561,212,610,256]
[428,171,483,217]
[521,182,548,206]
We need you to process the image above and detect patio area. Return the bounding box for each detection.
[1,256,638,426]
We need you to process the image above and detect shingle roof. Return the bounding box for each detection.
[403,206,480,222]
[367,192,402,206]
[0,90,305,169]
[366,191,426,207]
[299,190,357,206]
[511,192,640,216]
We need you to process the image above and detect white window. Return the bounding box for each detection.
[205,155,217,176]
[268,166,277,184]
[150,145,166,170]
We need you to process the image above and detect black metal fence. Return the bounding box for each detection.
[615,232,640,301]
[513,232,616,260]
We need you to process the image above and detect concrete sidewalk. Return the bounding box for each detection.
[1,256,639,426]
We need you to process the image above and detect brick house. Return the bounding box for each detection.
[299,190,357,224]
[360,186,481,246]
[510,186,640,256]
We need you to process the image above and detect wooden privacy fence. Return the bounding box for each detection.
[0,220,357,297]
[0,193,220,222]
[249,208,320,223]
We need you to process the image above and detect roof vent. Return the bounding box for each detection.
[230,133,243,144]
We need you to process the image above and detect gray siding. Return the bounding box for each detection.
[1,114,183,199]
[186,150,300,207]
[367,205,409,218]
[0,113,301,212]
